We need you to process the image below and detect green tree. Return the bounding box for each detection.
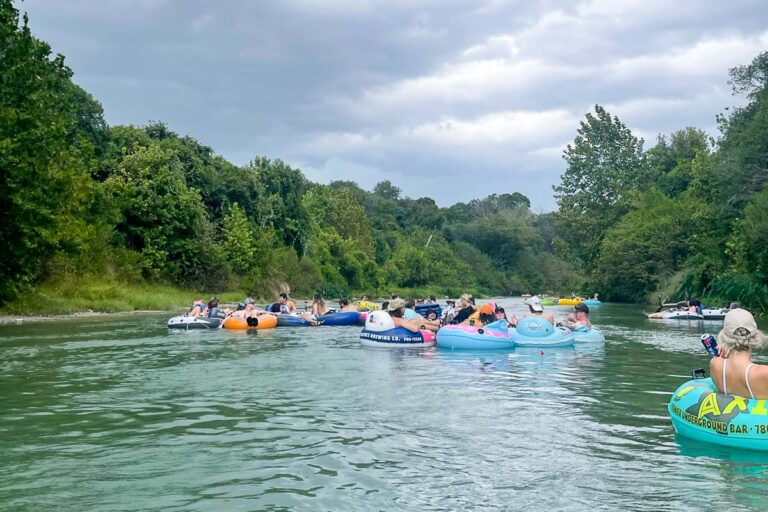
[0,1,95,302]
[595,189,691,302]
[553,105,648,268]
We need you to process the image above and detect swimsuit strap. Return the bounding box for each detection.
[746,363,756,399]
[722,358,728,394]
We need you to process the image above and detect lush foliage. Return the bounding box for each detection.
[0,1,580,311]
[554,52,768,313]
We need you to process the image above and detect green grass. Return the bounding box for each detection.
[1,276,246,316]
[1,275,490,317]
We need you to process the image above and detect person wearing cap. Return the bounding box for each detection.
[231,298,269,320]
[525,296,556,325]
[462,303,496,327]
[441,299,456,323]
[710,309,768,399]
[565,303,592,330]
[387,298,428,333]
[450,294,477,324]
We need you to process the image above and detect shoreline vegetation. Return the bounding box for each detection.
[3,1,768,317]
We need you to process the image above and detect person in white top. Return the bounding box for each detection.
[710,308,768,399]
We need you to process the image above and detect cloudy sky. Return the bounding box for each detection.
[22,0,768,210]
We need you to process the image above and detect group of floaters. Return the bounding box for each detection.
[361,294,605,349]
[668,307,768,451]
[526,293,602,307]
[645,299,737,321]
[167,292,375,330]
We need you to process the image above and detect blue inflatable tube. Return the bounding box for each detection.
[360,327,435,348]
[582,299,602,306]
[573,327,605,342]
[669,377,768,451]
[510,317,575,347]
[436,321,514,350]
[317,311,363,326]
[276,315,313,327]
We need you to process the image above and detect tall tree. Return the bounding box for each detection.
[0,1,96,302]
[553,105,648,268]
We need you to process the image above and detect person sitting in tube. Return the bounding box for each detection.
[387,298,427,333]
[187,300,206,317]
[450,294,477,324]
[463,303,496,327]
[338,298,359,312]
[441,299,456,323]
[710,309,768,399]
[230,298,270,320]
[278,292,297,314]
[565,303,592,331]
[404,298,440,331]
[357,295,379,311]
[524,296,556,325]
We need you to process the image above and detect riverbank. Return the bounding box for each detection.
[0,275,463,319]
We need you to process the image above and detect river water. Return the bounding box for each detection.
[2,299,768,511]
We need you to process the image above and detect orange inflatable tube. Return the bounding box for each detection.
[222,314,278,330]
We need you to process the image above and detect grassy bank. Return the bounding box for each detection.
[0,275,486,317]
[0,276,246,316]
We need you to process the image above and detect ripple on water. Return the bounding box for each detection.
[2,305,768,511]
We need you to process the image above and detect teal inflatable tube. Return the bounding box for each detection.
[510,317,575,347]
[669,377,768,451]
[573,327,605,342]
[582,299,602,306]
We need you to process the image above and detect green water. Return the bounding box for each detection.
[2,300,768,511]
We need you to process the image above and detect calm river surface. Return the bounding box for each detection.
[2,299,768,511]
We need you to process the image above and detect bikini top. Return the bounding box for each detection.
[722,358,757,398]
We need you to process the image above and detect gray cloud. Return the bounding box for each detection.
[22,0,768,209]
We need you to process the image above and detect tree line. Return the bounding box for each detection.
[553,51,768,313]
[0,0,580,307]
[5,0,765,311]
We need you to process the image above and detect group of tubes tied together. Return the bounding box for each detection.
[166,293,604,347]
[167,293,373,330]
[360,294,604,349]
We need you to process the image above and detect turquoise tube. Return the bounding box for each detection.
[669,378,768,451]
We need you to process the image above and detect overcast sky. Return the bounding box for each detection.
[22,0,768,210]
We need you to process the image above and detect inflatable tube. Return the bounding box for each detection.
[276,314,313,327]
[167,316,222,330]
[414,303,442,319]
[436,321,514,350]
[360,327,435,348]
[540,298,556,306]
[573,327,605,342]
[222,314,278,330]
[669,377,768,451]
[557,298,584,306]
[582,299,602,306]
[360,310,435,348]
[702,308,727,321]
[664,309,704,320]
[510,317,575,347]
[316,311,363,326]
